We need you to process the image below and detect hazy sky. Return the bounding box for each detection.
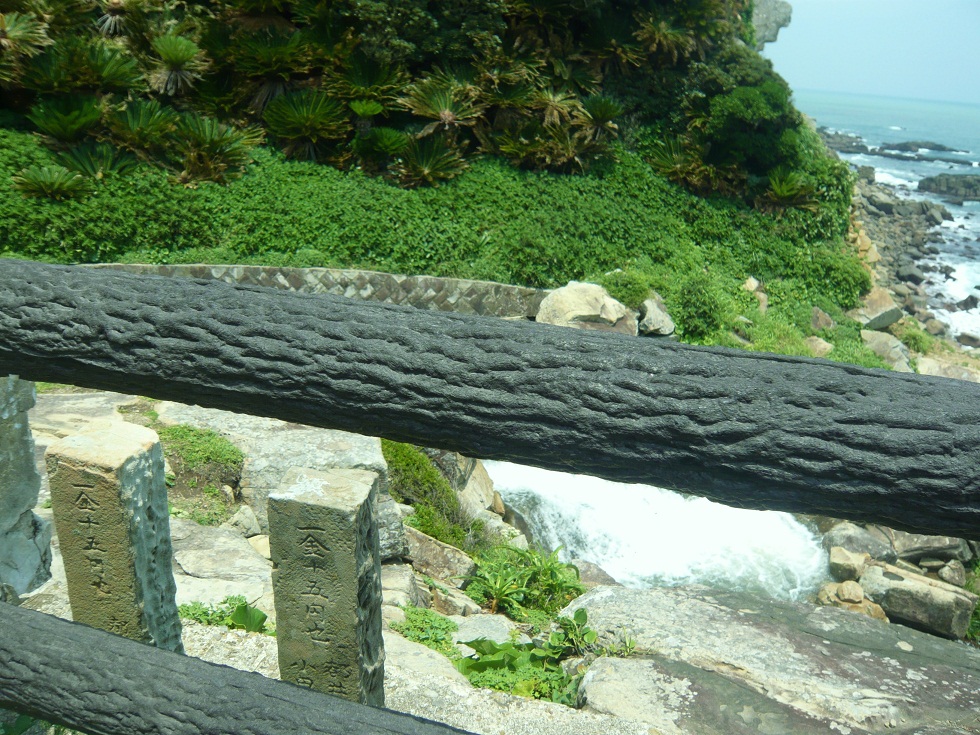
[762,0,980,105]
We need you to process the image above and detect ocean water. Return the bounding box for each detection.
[483,460,828,602]
[791,89,980,338]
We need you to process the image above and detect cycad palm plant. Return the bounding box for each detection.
[530,86,580,129]
[572,94,622,142]
[326,52,407,103]
[0,11,52,86]
[56,140,138,179]
[233,30,310,112]
[263,88,350,161]
[398,78,486,138]
[148,33,207,95]
[390,134,468,188]
[12,164,94,199]
[633,12,698,65]
[27,95,103,146]
[108,97,178,156]
[172,112,260,183]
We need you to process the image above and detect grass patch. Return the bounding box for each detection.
[382,440,488,552]
[389,606,460,660]
[117,399,244,527]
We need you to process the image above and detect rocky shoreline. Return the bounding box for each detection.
[821,128,980,355]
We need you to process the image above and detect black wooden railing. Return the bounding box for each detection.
[1,258,979,735]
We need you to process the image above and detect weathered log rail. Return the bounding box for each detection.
[0,603,473,735]
[2,259,979,538]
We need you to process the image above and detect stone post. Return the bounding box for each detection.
[269,467,385,706]
[46,423,183,653]
[0,376,52,595]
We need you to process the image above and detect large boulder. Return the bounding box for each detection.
[822,521,896,562]
[860,330,913,372]
[404,526,476,587]
[752,0,792,49]
[535,282,637,336]
[637,295,675,337]
[866,526,974,564]
[847,287,903,331]
[859,562,978,639]
[567,586,980,734]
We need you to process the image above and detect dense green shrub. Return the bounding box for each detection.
[465,546,585,619]
[381,440,487,551]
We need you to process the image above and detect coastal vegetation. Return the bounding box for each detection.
[0,0,884,361]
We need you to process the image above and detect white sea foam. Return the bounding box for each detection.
[877,171,917,188]
[484,460,828,601]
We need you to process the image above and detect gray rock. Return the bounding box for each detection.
[376,491,409,561]
[405,526,476,588]
[938,559,967,587]
[475,509,527,549]
[828,546,869,582]
[804,335,834,358]
[222,505,262,538]
[897,264,927,285]
[181,620,280,679]
[384,630,469,684]
[867,525,974,563]
[957,332,980,348]
[822,522,896,562]
[535,282,637,336]
[916,356,980,381]
[847,287,903,330]
[430,584,482,617]
[169,517,275,621]
[570,559,620,589]
[859,562,979,639]
[860,330,913,372]
[753,0,792,49]
[810,306,835,332]
[565,585,980,733]
[381,563,429,609]
[452,613,530,656]
[638,296,675,337]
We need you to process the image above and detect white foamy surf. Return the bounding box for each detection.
[483,461,828,601]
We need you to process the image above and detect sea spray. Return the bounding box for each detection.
[483,461,828,601]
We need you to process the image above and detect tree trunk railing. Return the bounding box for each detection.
[0,603,472,735]
[1,257,979,734]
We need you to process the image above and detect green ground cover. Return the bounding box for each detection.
[0,126,883,365]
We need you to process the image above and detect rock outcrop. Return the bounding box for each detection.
[568,585,980,734]
[535,281,638,335]
[752,0,792,50]
[918,173,980,202]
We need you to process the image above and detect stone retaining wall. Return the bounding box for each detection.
[90,264,548,319]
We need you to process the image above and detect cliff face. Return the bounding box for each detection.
[753,0,792,49]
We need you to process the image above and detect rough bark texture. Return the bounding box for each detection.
[1,260,979,537]
[0,604,471,735]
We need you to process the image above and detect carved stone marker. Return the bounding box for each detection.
[46,423,183,652]
[0,375,52,594]
[269,467,385,706]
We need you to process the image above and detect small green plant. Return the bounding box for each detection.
[55,141,137,180]
[454,609,600,705]
[27,96,102,144]
[465,546,585,619]
[389,606,460,659]
[889,319,936,355]
[0,714,37,735]
[178,595,271,634]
